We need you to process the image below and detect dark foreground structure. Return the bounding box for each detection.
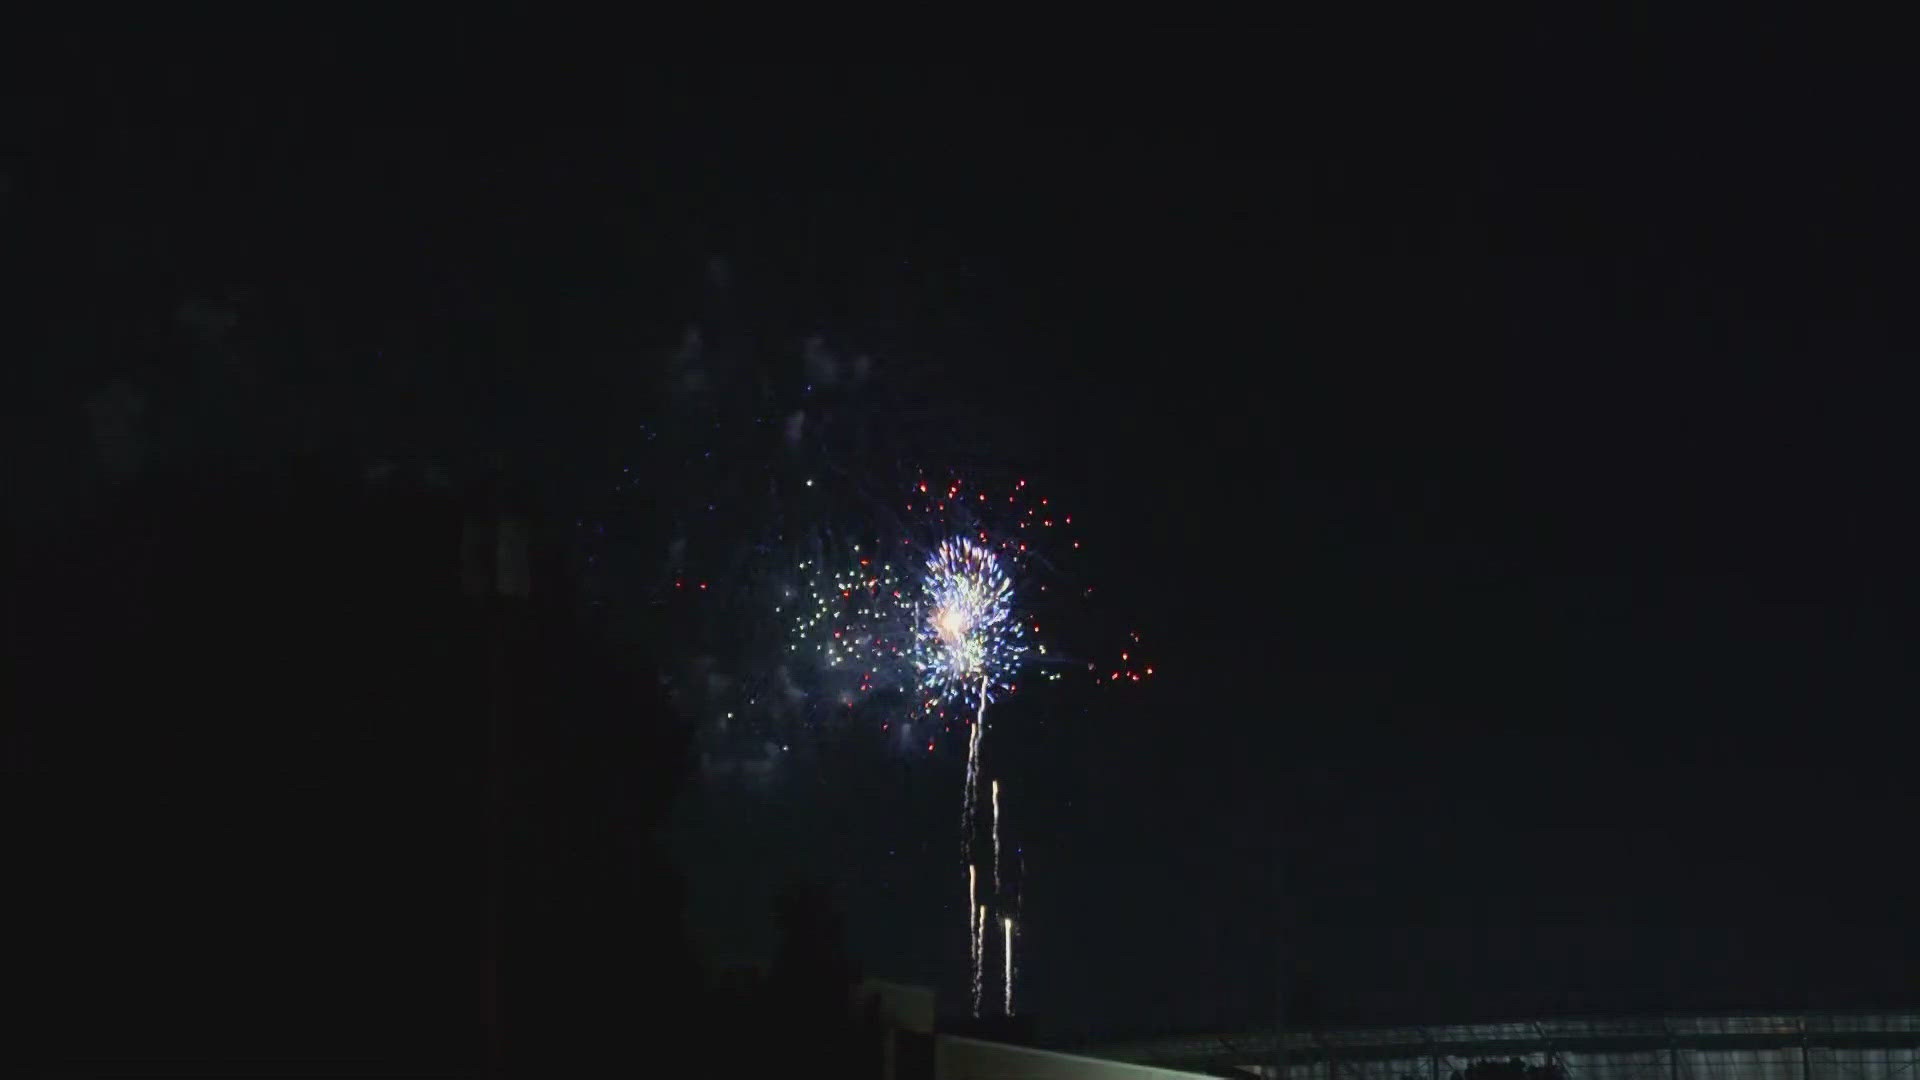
[1100,1012,1920,1080]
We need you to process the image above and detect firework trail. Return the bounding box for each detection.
[967,862,979,1008]
[972,897,987,1017]
[966,698,984,1014]
[1003,915,1016,1015]
[991,779,1001,895]
[963,681,985,851]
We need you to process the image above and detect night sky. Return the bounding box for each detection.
[9,24,1920,1070]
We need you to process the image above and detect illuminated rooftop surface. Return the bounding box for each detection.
[1101,1012,1920,1075]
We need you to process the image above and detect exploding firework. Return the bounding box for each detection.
[911,538,1025,709]
[904,537,1030,1015]
[585,286,1164,1018]
[763,471,1158,1015]
[780,473,1139,738]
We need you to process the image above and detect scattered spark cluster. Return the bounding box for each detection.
[1092,629,1158,686]
[899,474,1064,580]
[784,549,915,683]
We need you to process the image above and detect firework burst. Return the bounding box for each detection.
[772,471,1156,1017]
[911,538,1025,710]
[902,536,1031,1016]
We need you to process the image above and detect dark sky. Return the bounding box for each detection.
[10,24,1920,1061]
